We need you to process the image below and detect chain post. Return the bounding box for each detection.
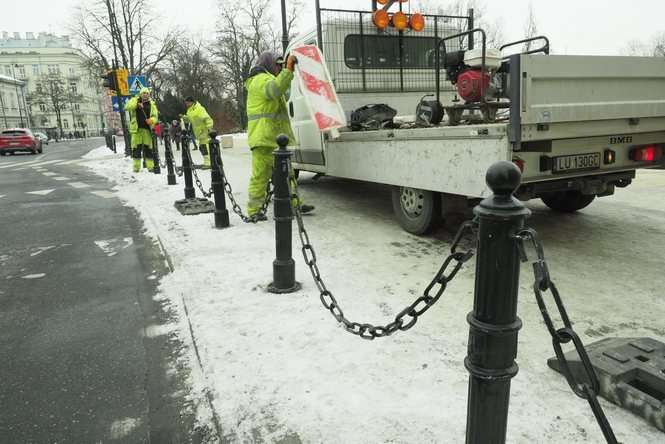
[163,126,177,185]
[209,131,230,228]
[465,161,531,444]
[151,131,161,174]
[267,134,301,294]
[181,131,196,199]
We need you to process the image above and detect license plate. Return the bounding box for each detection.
[553,153,601,173]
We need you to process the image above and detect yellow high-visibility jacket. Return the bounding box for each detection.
[245,69,295,149]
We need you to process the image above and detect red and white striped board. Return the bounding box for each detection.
[292,45,346,135]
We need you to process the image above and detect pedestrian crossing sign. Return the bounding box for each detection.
[128,75,148,95]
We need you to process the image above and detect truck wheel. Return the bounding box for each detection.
[541,191,595,212]
[391,186,441,235]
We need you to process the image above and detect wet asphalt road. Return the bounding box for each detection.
[0,139,210,443]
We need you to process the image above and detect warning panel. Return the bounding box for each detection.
[291,45,346,133]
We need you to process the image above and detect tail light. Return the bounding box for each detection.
[630,144,663,162]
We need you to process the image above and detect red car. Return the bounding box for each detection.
[0,128,43,156]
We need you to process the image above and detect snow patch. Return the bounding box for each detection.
[22,273,46,279]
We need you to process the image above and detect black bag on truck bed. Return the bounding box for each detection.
[350,104,397,131]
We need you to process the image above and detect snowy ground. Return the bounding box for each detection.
[83,142,665,444]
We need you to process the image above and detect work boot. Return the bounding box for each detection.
[249,213,268,222]
[300,204,315,214]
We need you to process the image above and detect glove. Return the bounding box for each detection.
[146,117,156,126]
[286,55,297,72]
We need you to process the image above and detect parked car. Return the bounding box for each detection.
[0,128,43,155]
[34,132,49,145]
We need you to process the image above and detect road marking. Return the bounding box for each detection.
[54,159,84,165]
[0,156,48,169]
[21,273,46,279]
[42,172,57,176]
[30,246,56,257]
[26,189,55,196]
[12,159,64,170]
[90,190,116,199]
[0,194,5,198]
[53,176,70,181]
[68,182,90,189]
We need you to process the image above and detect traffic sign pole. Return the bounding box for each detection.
[112,61,131,156]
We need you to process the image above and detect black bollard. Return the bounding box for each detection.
[267,134,301,294]
[208,131,230,228]
[163,127,177,185]
[464,161,531,444]
[152,132,161,174]
[181,132,196,199]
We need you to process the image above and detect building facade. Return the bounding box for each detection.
[0,74,28,130]
[0,32,107,137]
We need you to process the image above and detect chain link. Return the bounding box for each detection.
[182,136,213,198]
[515,228,620,444]
[287,159,476,339]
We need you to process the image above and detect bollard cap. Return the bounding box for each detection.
[276,134,289,149]
[475,161,531,218]
[486,161,521,197]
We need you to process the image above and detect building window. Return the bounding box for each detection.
[63,119,69,129]
[32,65,40,75]
[4,65,11,76]
[39,103,47,112]
[17,65,26,78]
[69,82,78,94]
[36,83,42,93]
[69,67,75,75]
[47,64,59,75]
[74,103,80,111]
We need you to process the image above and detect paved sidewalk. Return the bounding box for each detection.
[83,143,665,444]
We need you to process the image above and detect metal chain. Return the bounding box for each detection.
[287,159,476,339]
[182,137,213,198]
[514,228,620,444]
[217,157,273,223]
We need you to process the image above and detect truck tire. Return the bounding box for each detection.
[541,191,595,212]
[391,186,441,235]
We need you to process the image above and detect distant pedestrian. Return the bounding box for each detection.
[171,119,182,150]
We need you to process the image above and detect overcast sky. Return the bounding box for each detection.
[2,1,664,55]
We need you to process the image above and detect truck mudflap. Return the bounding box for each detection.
[516,170,635,200]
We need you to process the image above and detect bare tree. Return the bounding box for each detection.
[625,32,665,57]
[213,0,301,128]
[27,74,69,137]
[522,3,538,52]
[152,38,226,122]
[70,0,178,76]
[419,0,504,47]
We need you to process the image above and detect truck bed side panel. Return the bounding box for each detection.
[518,55,665,141]
[324,127,509,198]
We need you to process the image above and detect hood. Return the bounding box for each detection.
[246,51,280,82]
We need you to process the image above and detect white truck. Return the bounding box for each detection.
[285,5,665,234]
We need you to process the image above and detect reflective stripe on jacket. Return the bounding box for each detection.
[245,69,295,149]
[184,101,214,145]
[125,96,159,134]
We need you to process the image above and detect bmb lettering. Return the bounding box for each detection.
[609,135,633,144]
